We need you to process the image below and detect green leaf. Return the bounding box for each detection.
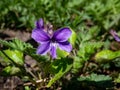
[113,58,120,68]
[1,66,21,76]
[0,39,33,51]
[95,50,120,63]
[114,73,120,83]
[1,66,11,75]
[78,42,103,60]
[0,49,24,66]
[0,39,47,62]
[47,58,73,87]
[69,28,77,47]
[24,86,31,90]
[0,51,11,65]
[73,42,103,73]
[88,26,100,37]
[72,56,84,73]
[56,48,69,58]
[78,73,113,88]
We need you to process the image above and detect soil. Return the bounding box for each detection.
[0,29,31,41]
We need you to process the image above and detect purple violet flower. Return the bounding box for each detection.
[110,30,120,42]
[31,18,72,58]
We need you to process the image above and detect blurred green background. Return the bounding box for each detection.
[0,0,120,31]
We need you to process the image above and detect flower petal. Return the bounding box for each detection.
[50,45,57,59]
[35,18,44,29]
[53,28,72,42]
[114,35,120,42]
[58,41,72,52]
[37,42,50,55]
[31,29,50,44]
[110,30,120,42]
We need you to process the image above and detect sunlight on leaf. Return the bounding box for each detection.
[114,73,120,83]
[1,49,24,66]
[69,28,77,47]
[72,56,84,73]
[56,48,69,58]
[1,66,21,76]
[47,58,72,87]
[95,50,120,63]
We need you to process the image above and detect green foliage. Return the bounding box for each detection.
[0,0,80,29]
[0,39,32,51]
[47,58,73,87]
[69,28,77,47]
[56,48,69,58]
[1,0,120,31]
[0,39,48,62]
[72,42,103,73]
[72,25,103,73]
[113,58,120,68]
[78,73,113,88]
[0,49,24,66]
[1,66,21,76]
[72,56,84,73]
[83,0,120,30]
[78,42,103,60]
[0,38,73,87]
[95,50,120,63]
[24,86,31,90]
[114,73,120,83]
[0,49,23,76]
[77,26,103,60]
[77,26,100,43]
